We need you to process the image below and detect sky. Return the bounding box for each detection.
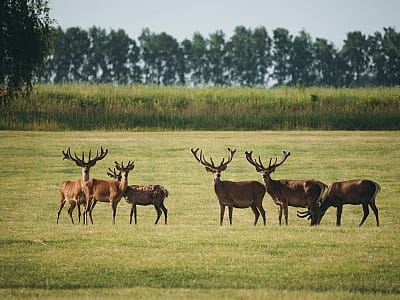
[49,0,400,48]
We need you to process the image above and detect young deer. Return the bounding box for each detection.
[245,151,327,226]
[57,147,108,224]
[316,179,380,226]
[191,148,266,226]
[107,168,169,225]
[83,160,135,225]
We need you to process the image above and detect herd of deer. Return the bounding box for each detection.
[56,146,380,227]
[57,147,169,225]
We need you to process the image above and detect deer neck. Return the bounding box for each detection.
[213,177,226,198]
[81,168,90,182]
[120,174,129,193]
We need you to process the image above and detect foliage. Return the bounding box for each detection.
[42,26,400,87]
[0,131,399,299]
[1,84,399,131]
[0,0,54,104]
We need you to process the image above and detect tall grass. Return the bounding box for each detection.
[1,84,399,130]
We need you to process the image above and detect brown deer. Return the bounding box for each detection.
[57,147,108,224]
[107,168,169,225]
[83,160,135,225]
[315,179,380,226]
[191,148,266,226]
[245,150,327,226]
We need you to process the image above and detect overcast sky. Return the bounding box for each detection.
[49,0,400,47]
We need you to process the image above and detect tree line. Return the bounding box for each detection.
[42,26,400,87]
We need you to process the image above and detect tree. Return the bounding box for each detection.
[1,0,54,103]
[272,28,292,85]
[369,27,400,86]
[289,30,315,86]
[342,31,370,86]
[139,28,181,85]
[208,30,227,85]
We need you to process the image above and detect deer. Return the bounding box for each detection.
[107,168,169,225]
[310,179,380,226]
[190,148,267,226]
[83,160,135,225]
[56,147,108,224]
[245,150,327,226]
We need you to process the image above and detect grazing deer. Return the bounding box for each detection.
[316,179,380,226]
[245,151,327,226]
[107,168,169,225]
[57,147,108,224]
[83,160,135,225]
[191,148,266,226]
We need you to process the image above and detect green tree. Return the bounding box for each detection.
[313,38,343,86]
[369,27,400,86]
[289,30,315,86]
[139,28,181,85]
[272,28,292,85]
[342,31,370,86]
[1,0,54,103]
[208,30,227,85]
[107,29,132,84]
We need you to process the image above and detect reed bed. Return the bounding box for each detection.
[1,84,399,130]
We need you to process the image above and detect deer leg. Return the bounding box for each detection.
[160,203,168,224]
[228,206,233,226]
[251,204,260,226]
[56,199,66,224]
[277,204,283,226]
[283,204,289,225]
[369,202,379,226]
[67,202,76,224]
[154,205,162,225]
[77,203,81,224]
[88,200,97,225]
[130,204,136,225]
[220,205,225,226]
[111,201,118,225]
[258,204,266,226]
[359,203,370,227]
[336,205,343,226]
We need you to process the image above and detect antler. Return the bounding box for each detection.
[245,151,266,172]
[115,160,135,171]
[245,150,290,172]
[107,167,122,180]
[191,148,236,171]
[62,146,108,167]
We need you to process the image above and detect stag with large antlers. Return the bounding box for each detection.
[191,148,266,226]
[107,168,169,225]
[57,147,108,224]
[313,179,380,226]
[83,160,135,225]
[245,151,327,226]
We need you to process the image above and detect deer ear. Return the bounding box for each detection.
[220,165,227,171]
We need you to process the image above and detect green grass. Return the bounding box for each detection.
[0,131,399,299]
[1,84,399,130]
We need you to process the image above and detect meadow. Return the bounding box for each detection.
[1,84,399,130]
[0,130,399,299]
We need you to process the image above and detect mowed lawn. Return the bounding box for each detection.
[0,131,399,299]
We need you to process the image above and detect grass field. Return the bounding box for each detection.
[0,131,399,299]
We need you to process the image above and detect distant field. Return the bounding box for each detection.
[1,84,399,130]
[0,131,399,299]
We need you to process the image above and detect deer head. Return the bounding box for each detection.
[62,146,108,180]
[191,148,236,180]
[114,160,135,180]
[245,150,290,179]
